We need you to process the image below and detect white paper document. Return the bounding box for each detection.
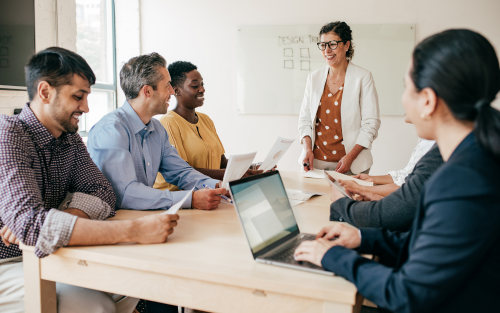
[258,136,296,171]
[302,169,325,179]
[162,187,195,214]
[221,152,257,189]
[286,188,328,201]
[288,199,306,207]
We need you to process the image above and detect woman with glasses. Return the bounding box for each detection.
[295,29,500,312]
[298,21,380,174]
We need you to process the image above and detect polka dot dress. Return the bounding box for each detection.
[313,83,346,162]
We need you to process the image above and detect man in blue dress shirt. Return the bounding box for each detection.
[88,53,225,211]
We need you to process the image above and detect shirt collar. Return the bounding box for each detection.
[122,101,155,135]
[18,103,60,147]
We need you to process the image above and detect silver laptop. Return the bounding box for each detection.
[228,170,333,276]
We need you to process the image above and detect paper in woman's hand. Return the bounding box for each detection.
[258,136,295,171]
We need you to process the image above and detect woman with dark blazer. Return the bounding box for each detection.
[294,29,500,313]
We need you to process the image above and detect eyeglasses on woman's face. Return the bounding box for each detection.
[317,40,344,51]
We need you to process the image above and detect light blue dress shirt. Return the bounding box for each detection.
[87,101,219,210]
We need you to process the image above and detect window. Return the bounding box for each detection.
[76,0,116,135]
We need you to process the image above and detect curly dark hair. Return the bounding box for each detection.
[319,21,354,61]
[167,61,198,88]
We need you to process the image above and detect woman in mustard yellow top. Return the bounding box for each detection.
[154,61,262,191]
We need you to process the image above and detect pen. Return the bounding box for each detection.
[202,184,233,204]
[303,162,310,167]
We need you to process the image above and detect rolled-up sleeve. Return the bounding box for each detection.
[355,72,380,149]
[35,210,77,257]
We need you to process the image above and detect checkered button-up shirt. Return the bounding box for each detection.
[0,104,116,259]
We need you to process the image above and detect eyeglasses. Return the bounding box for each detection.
[317,40,344,51]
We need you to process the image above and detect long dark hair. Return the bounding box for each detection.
[411,29,500,161]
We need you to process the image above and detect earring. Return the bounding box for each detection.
[420,113,431,120]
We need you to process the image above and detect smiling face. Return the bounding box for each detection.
[320,32,350,67]
[175,70,205,110]
[49,73,90,134]
[149,66,175,115]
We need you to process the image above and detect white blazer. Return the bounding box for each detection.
[298,63,381,174]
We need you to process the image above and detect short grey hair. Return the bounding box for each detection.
[120,52,167,100]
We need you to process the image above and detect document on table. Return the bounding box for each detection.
[162,187,195,214]
[258,136,296,171]
[286,188,328,201]
[288,199,306,207]
[303,169,373,187]
[286,189,327,207]
[221,152,257,189]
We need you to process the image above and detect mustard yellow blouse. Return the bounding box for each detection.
[154,111,225,191]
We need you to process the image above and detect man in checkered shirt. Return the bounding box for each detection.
[0,47,179,313]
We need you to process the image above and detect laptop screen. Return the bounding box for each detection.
[230,172,299,254]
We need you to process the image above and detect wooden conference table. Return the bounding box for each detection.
[22,171,364,313]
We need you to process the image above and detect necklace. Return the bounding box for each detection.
[327,69,345,97]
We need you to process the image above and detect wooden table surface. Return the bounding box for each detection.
[22,171,363,313]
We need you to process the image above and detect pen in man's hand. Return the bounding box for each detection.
[202,184,233,204]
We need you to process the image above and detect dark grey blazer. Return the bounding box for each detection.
[330,144,443,231]
[322,132,500,313]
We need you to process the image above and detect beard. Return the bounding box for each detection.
[51,94,80,134]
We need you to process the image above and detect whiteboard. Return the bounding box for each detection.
[236,24,415,115]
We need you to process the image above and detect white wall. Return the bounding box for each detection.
[115,0,141,107]
[0,0,76,116]
[141,0,500,174]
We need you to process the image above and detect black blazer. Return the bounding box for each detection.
[330,144,443,231]
[321,133,500,313]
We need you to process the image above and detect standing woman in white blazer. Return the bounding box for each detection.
[298,21,380,174]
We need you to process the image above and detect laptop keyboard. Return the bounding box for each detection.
[265,234,316,263]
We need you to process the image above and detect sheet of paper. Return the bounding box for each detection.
[302,169,326,179]
[286,188,328,201]
[162,187,195,214]
[322,171,352,199]
[221,152,257,189]
[289,199,306,207]
[258,136,296,171]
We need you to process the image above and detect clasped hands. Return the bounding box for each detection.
[294,223,361,266]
